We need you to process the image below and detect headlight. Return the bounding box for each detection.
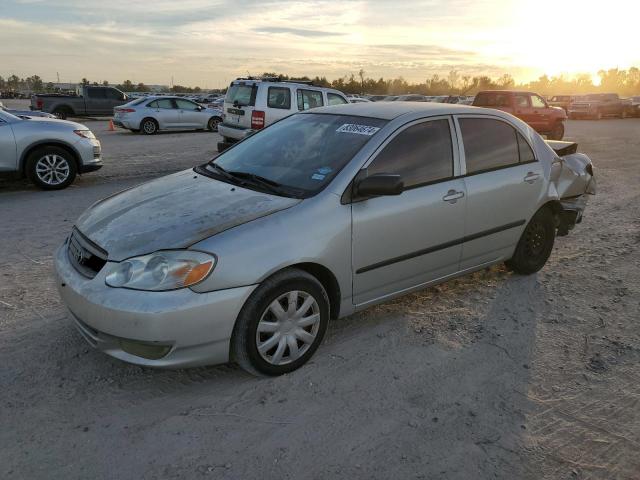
[105,250,215,291]
[74,129,96,139]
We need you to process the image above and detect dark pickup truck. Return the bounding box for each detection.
[473,90,567,140]
[31,86,130,119]
[567,93,632,120]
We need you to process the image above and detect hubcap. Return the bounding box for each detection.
[143,121,156,133]
[35,154,70,185]
[256,291,321,366]
[525,222,546,256]
[209,119,220,130]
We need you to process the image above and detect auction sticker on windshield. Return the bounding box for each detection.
[336,124,381,136]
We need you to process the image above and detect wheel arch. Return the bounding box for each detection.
[261,262,342,320]
[52,104,75,115]
[19,141,81,177]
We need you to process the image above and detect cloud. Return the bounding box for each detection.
[252,27,344,37]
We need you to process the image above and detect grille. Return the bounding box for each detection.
[68,227,108,278]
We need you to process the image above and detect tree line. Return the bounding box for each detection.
[2,67,640,96]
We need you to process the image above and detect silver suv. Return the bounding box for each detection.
[54,103,595,375]
[0,109,102,189]
[218,77,349,151]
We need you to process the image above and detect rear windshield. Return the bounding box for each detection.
[208,113,388,197]
[225,83,256,107]
[126,98,147,106]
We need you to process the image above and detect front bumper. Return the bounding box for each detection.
[54,241,256,368]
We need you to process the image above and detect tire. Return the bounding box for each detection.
[231,268,330,376]
[505,207,556,275]
[52,107,71,120]
[547,122,564,140]
[26,146,77,190]
[207,116,221,132]
[140,118,158,135]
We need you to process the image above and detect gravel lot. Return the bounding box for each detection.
[1,100,639,480]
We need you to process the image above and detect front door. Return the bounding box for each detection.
[175,99,204,128]
[352,117,466,306]
[152,98,180,128]
[455,116,545,269]
[0,117,17,172]
[530,93,550,132]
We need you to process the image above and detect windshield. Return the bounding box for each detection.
[225,83,256,106]
[206,113,387,197]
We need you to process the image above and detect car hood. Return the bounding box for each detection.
[75,169,301,261]
[18,116,87,129]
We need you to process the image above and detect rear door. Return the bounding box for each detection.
[297,89,324,111]
[266,86,295,125]
[0,115,17,171]
[455,115,544,269]
[352,117,466,306]
[224,82,257,129]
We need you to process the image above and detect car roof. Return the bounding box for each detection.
[307,101,493,120]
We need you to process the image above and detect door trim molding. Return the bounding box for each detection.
[355,219,526,274]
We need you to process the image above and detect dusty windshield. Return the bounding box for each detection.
[206,113,387,197]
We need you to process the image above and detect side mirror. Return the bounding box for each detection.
[356,173,404,197]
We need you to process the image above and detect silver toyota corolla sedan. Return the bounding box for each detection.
[54,103,596,375]
[112,96,223,134]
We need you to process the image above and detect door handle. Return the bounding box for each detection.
[442,190,465,203]
[524,172,540,184]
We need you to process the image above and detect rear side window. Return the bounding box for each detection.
[514,94,529,108]
[517,133,536,163]
[328,93,348,106]
[267,87,291,109]
[226,83,257,107]
[475,93,510,108]
[154,99,175,109]
[297,89,324,110]
[367,120,454,188]
[459,118,519,173]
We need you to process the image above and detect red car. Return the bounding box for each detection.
[473,90,567,140]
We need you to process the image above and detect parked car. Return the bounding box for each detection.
[54,102,595,375]
[349,97,372,103]
[0,102,56,118]
[0,109,102,189]
[30,86,130,119]
[367,95,389,102]
[568,93,632,119]
[395,94,428,102]
[112,96,223,134]
[547,95,579,113]
[217,78,349,151]
[473,90,567,140]
[630,96,640,117]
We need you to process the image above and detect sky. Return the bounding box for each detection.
[2,0,639,88]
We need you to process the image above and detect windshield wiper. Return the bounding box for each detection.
[227,171,290,196]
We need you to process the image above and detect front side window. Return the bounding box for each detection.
[297,89,324,110]
[175,99,199,111]
[87,88,106,99]
[208,113,387,196]
[367,120,454,188]
[267,87,291,109]
[328,93,348,106]
[531,95,546,108]
[106,89,123,100]
[459,118,519,173]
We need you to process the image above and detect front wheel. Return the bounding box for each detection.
[207,116,221,132]
[505,207,556,275]
[231,269,330,376]
[548,122,564,140]
[26,146,77,190]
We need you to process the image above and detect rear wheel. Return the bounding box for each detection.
[231,269,330,376]
[505,207,556,275]
[52,107,71,120]
[548,122,565,140]
[141,118,158,135]
[26,146,77,190]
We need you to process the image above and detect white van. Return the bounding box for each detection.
[217,78,349,150]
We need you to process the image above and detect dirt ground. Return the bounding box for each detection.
[1,101,639,479]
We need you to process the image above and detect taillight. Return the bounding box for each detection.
[36,99,43,110]
[251,110,265,129]
[116,108,135,113]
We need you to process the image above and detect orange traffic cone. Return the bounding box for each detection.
[108,119,115,131]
